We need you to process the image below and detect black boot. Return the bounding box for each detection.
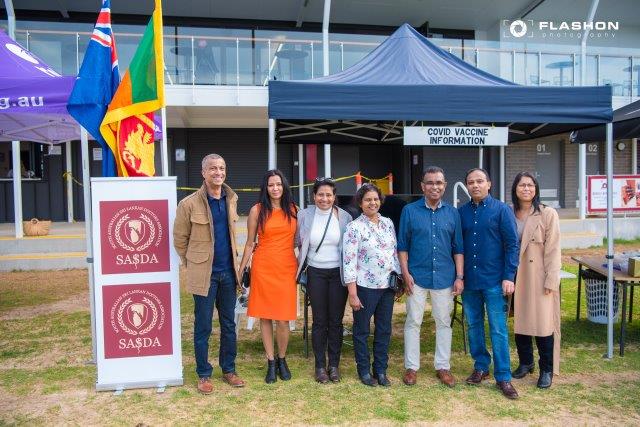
[512,363,535,379]
[537,371,553,389]
[265,359,277,384]
[276,357,291,381]
[359,373,377,387]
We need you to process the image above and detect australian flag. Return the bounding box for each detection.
[67,0,120,176]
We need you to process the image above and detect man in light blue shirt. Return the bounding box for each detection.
[398,166,464,387]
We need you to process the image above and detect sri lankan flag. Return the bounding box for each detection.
[100,0,164,177]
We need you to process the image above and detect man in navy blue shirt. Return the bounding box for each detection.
[458,168,519,400]
[174,154,245,394]
[398,166,464,387]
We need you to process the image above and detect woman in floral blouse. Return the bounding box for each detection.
[343,183,400,387]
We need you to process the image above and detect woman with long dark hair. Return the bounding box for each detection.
[510,172,561,389]
[238,169,298,383]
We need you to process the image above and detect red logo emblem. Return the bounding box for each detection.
[102,283,173,359]
[100,200,170,274]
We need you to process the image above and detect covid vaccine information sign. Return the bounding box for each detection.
[91,177,182,391]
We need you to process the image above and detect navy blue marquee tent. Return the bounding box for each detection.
[268,24,612,143]
[571,99,640,143]
[268,23,620,359]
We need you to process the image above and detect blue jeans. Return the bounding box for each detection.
[462,286,512,382]
[193,269,237,378]
[352,286,395,377]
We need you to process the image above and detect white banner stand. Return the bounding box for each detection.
[90,177,182,391]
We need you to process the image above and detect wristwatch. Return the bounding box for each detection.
[456,275,464,280]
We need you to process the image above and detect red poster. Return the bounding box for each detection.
[100,200,170,274]
[102,283,173,359]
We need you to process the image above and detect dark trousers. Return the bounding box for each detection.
[352,285,395,377]
[193,269,237,378]
[307,266,348,368]
[515,333,554,373]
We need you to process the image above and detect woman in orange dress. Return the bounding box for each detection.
[238,169,298,384]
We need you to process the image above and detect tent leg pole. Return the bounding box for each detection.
[632,138,638,174]
[579,143,587,218]
[499,146,505,202]
[12,140,23,238]
[478,147,483,169]
[268,119,276,169]
[298,144,305,209]
[160,107,169,177]
[81,128,97,364]
[605,121,614,360]
[66,141,74,223]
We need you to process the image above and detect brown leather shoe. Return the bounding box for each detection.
[403,369,417,386]
[465,370,490,385]
[436,369,456,387]
[197,377,213,394]
[496,381,519,400]
[222,372,246,388]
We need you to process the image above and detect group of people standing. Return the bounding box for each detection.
[174,154,561,400]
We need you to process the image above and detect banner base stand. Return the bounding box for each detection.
[97,377,183,392]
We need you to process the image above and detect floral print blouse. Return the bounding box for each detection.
[342,213,401,289]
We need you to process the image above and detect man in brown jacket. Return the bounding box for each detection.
[174,154,244,394]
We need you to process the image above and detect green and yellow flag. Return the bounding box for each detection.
[100,0,164,177]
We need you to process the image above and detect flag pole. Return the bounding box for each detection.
[161,107,169,176]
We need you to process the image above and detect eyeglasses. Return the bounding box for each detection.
[422,181,446,187]
[517,183,536,189]
[315,177,334,183]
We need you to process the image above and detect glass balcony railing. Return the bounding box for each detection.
[9,28,640,99]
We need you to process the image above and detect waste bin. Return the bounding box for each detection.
[583,269,621,324]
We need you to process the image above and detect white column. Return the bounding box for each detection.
[324,144,331,177]
[499,145,505,201]
[579,143,587,218]
[66,141,74,223]
[11,140,23,238]
[160,107,169,176]
[322,0,332,177]
[268,119,277,169]
[478,147,484,169]
[632,138,638,174]
[81,128,97,362]
[298,144,305,209]
[605,122,614,360]
[4,0,15,40]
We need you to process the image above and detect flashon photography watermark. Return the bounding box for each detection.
[502,19,620,39]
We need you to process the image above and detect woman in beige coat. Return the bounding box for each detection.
[511,172,561,389]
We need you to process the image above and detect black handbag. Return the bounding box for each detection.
[298,207,334,290]
[241,236,258,289]
[388,271,405,296]
[241,266,251,288]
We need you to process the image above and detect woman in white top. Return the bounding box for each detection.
[343,183,400,387]
[296,178,353,383]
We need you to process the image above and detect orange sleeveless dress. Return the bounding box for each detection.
[247,207,298,321]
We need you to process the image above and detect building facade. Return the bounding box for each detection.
[1,0,639,219]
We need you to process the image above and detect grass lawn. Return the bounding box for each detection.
[1,244,639,425]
